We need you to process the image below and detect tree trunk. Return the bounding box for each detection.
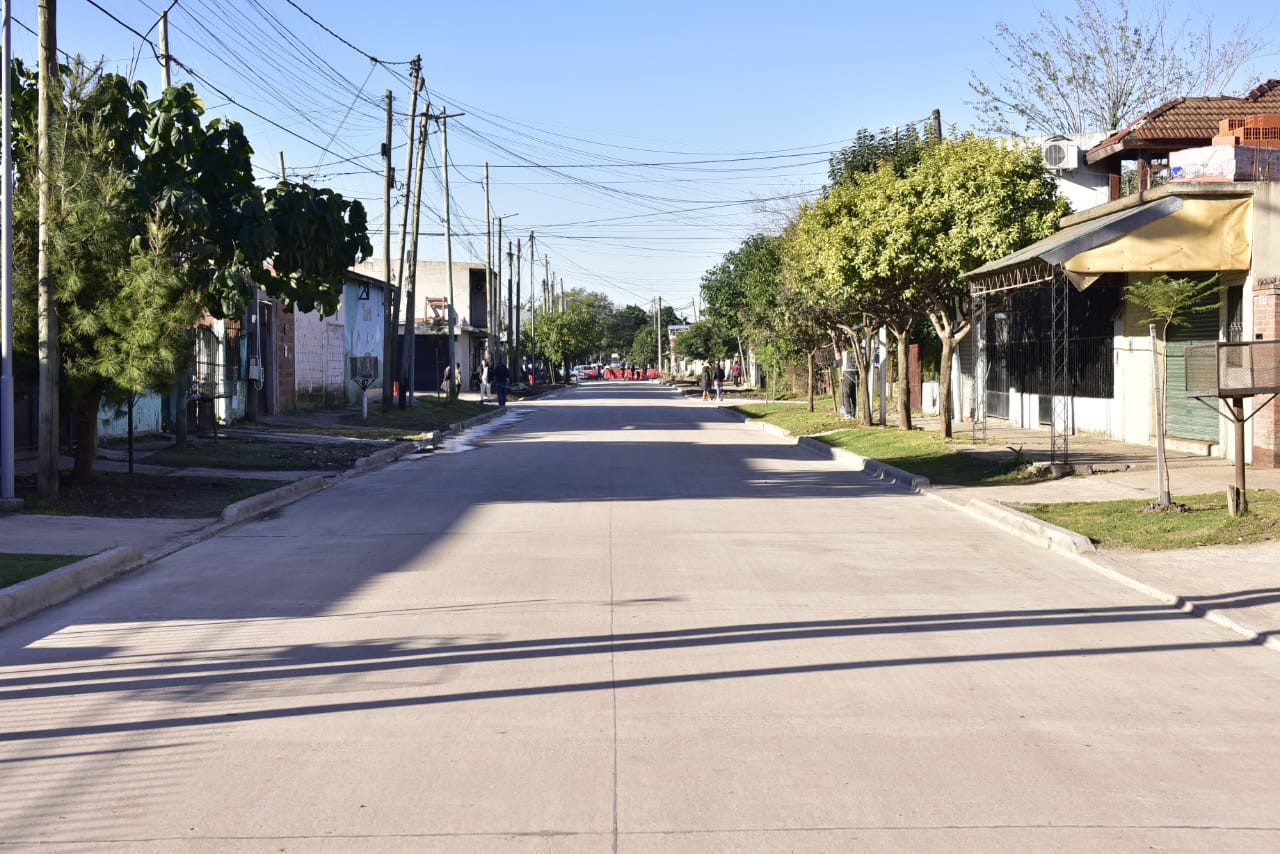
[806,350,815,413]
[892,324,912,431]
[72,385,102,482]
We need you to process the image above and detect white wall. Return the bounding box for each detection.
[294,309,346,406]
[98,393,163,439]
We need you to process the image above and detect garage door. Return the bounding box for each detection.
[1165,308,1220,442]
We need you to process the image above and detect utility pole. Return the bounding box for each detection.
[494,215,503,353]
[528,232,536,381]
[484,163,496,363]
[158,10,171,88]
[401,107,429,408]
[381,89,394,412]
[1,0,16,504]
[392,56,422,404]
[435,105,465,398]
[36,0,57,500]
[544,257,550,313]
[656,297,663,374]
[278,152,286,182]
[514,238,522,377]
[931,108,942,142]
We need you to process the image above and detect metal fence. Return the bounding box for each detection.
[1185,340,1280,397]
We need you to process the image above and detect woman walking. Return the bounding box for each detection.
[700,363,712,401]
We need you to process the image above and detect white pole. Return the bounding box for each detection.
[1,0,16,502]
[1151,323,1171,505]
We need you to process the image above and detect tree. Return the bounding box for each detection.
[908,137,1067,436]
[969,0,1267,134]
[626,325,658,370]
[1125,273,1221,504]
[603,303,649,359]
[538,308,602,380]
[700,233,783,356]
[10,64,371,481]
[672,319,735,363]
[827,123,931,186]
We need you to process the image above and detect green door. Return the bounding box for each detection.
[1165,309,1220,442]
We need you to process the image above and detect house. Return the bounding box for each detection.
[1085,80,1280,199]
[289,270,389,409]
[351,259,496,394]
[963,174,1280,467]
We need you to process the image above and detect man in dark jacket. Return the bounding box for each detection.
[493,361,510,407]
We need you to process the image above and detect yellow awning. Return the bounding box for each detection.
[1064,196,1252,274]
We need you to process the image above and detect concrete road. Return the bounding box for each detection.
[1,383,1278,852]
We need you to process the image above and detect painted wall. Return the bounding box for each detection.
[98,393,163,439]
[343,280,386,405]
[293,307,347,409]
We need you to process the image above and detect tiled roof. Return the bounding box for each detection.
[1086,80,1280,163]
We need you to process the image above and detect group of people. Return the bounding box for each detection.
[442,360,511,407]
[700,358,743,402]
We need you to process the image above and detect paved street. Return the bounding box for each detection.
[2,382,1278,852]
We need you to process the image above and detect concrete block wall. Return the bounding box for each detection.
[293,309,347,408]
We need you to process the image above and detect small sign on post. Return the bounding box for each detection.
[350,356,379,420]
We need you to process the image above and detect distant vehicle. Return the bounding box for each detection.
[572,364,599,381]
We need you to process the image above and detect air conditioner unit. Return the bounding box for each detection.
[1042,138,1079,171]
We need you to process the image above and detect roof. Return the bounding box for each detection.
[964,197,1184,289]
[1086,80,1280,164]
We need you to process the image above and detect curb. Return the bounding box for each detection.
[220,475,330,525]
[0,546,143,629]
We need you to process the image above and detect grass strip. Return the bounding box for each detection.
[18,473,284,518]
[145,437,383,470]
[1,553,88,588]
[1017,490,1280,550]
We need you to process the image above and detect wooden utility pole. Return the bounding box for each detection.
[381,89,394,412]
[159,10,170,88]
[401,108,429,407]
[931,108,942,142]
[36,0,57,500]
[392,56,422,405]
[494,215,503,357]
[543,257,550,313]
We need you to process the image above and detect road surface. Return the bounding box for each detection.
[1,382,1277,852]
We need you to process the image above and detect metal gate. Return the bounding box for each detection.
[1166,308,1220,442]
[985,313,1011,420]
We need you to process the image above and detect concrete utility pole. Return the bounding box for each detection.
[435,106,465,398]
[158,10,171,89]
[514,238,522,376]
[392,57,422,403]
[528,232,536,379]
[484,163,497,363]
[656,297,663,374]
[401,108,429,408]
[277,152,286,182]
[36,0,57,501]
[494,215,503,351]
[544,257,550,313]
[2,0,16,503]
[381,89,394,412]
[931,108,942,142]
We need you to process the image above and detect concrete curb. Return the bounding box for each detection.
[924,491,1097,556]
[0,546,144,629]
[220,475,329,525]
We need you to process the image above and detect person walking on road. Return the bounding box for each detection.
[493,361,510,406]
[713,361,725,401]
[731,358,743,387]
[700,364,712,401]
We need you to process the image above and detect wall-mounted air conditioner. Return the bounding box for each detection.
[1042,137,1079,171]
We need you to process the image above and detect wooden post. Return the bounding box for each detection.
[1229,396,1249,516]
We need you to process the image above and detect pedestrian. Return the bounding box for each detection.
[731,358,742,387]
[479,360,492,403]
[439,363,452,395]
[713,361,725,401]
[494,360,510,406]
[700,363,712,401]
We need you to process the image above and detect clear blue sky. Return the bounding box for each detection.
[10,0,1277,316]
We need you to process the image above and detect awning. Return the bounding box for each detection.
[965,194,1253,293]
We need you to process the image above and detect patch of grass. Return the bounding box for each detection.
[145,437,383,470]
[1017,490,1280,550]
[1,553,87,588]
[335,398,493,440]
[733,400,848,436]
[17,472,283,518]
[818,427,1044,486]
[734,403,1045,487]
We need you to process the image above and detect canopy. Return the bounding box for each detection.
[965,193,1253,293]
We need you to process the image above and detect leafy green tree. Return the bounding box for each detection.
[700,233,783,355]
[827,123,932,186]
[538,308,603,380]
[673,320,734,363]
[626,326,658,370]
[603,303,649,359]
